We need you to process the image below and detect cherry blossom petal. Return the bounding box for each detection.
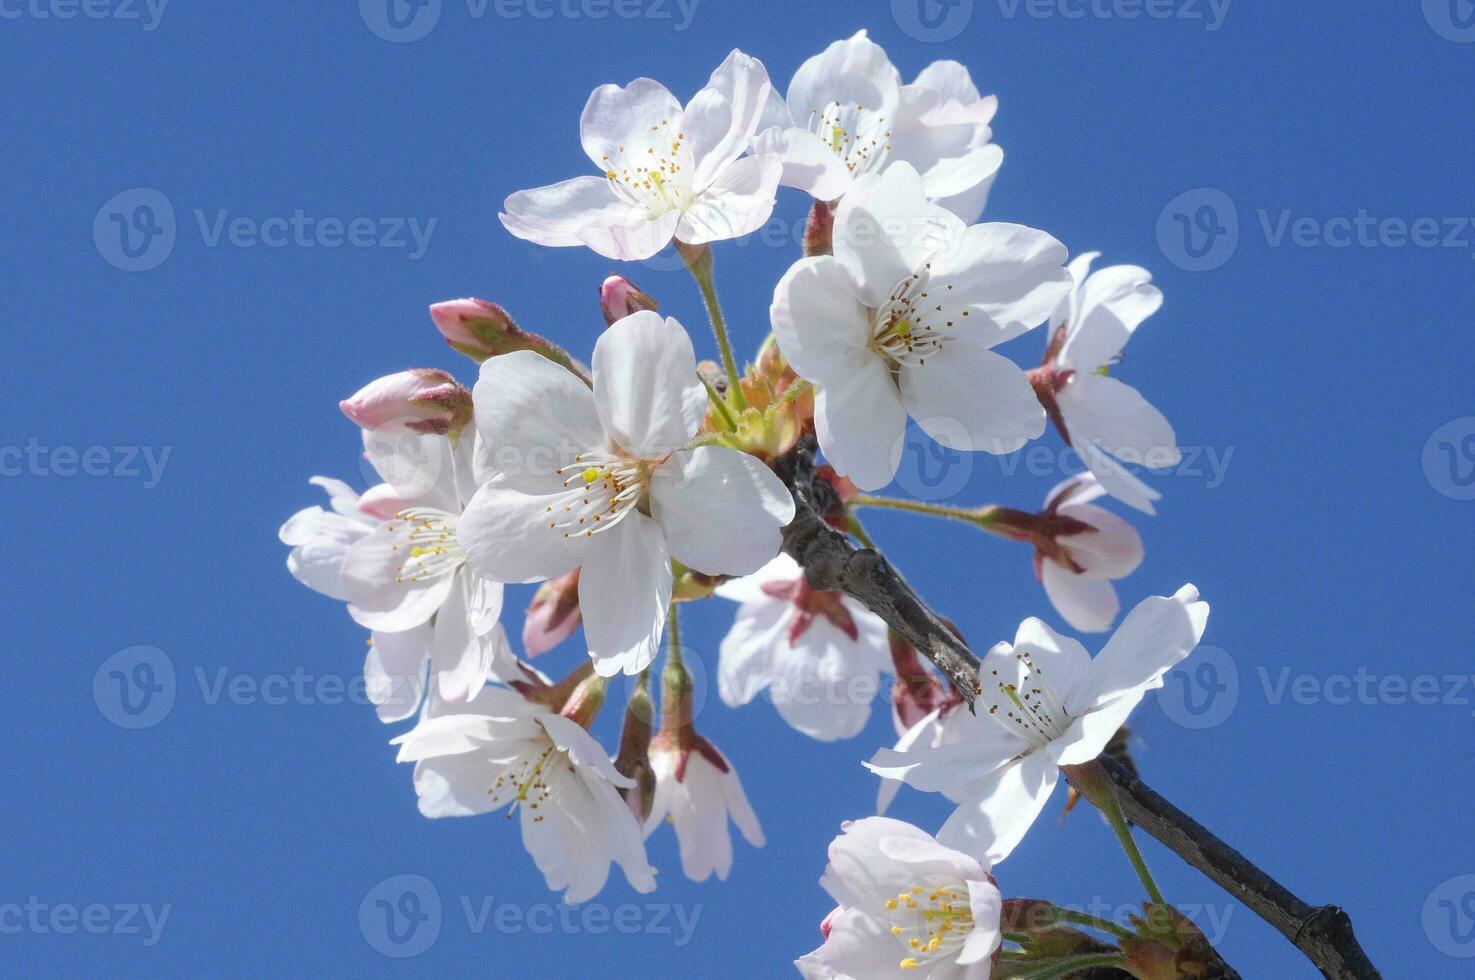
[459,480,587,584]
[960,879,1004,965]
[717,599,791,707]
[499,175,638,249]
[769,622,878,741]
[676,153,782,245]
[1076,585,1210,711]
[911,60,988,107]
[1077,439,1162,516]
[412,754,501,818]
[918,143,1003,202]
[579,77,684,171]
[579,513,672,676]
[713,552,803,605]
[814,355,906,491]
[683,49,772,191]
[770,255,872,384]
[866,726,1029,802]
[361,429,460,509]
[280,507,370,601]
[365,626,430,724]
[816,908,912,979]
[1011,617,1094,701]
[786,30,901,128]
[900,337,1044,455]
[833,163,961,309]
[1058,502,1144,579]
[475,350,603,494]
[822,816,938,909]
[936,749,1059,865]
[1059,264,1164,373]
[1041,562,1121,634]
[1059,373,1181,468]
[752,126,853,201]
[592,312,706,459]
[576,208,682,262]
[928,221,1072,346]
[1049,691,1141,767]
[650,446,794,577]
[341,523,458,632]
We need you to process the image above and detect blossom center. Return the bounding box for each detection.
[389,508,467,584]
[884,880,974,969]
[601,119,694,219]
[980,649,1072,748]
[489,740,568,823]
[870,264,969,369]
[807,100,892,178]
[545,450,648,539]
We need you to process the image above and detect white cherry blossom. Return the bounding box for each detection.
[337,429,512,708]
[500,49,782,261]
[771,161,1069,490]
[279,433,512,721]
[799,817,1002,978]
[459,311,796,677]
[391,684,657,904]
[644,736,764,883]
[1033,252,1178,514]
[755,30,1002,221]
[867,587,1208,864]
[1030,473,1144,633]
[715,554,890,741]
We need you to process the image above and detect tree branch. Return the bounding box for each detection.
[775,441,983,703]
[775,438,1382,980]
[1096,757,1382,980]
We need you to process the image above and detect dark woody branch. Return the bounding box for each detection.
[775,438,1381,980]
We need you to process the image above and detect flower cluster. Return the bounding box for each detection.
[282,30,1219,977]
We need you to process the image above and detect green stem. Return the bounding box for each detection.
[851,494,1005,533]
[1019,953,1127,979]
[1102,791,1168,907]
[681,246,747,411]
[700,373,738,432]
[1050,908,1137,944]
[666,601,684,672]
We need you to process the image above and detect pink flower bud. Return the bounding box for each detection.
[522,569,581,658]
[428,298,513,358]
[599,275,659,326]
[339,369,472,436]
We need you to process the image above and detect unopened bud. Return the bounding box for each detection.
[804,199,835,257]
[339,369,472,436]
[614,673,656,822]
[559,671,607,729]
[599,275,659,326]
[523,570,581,658]
[429,297,583,377]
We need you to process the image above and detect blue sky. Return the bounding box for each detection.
[4,1,1474,976]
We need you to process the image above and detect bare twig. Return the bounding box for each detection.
[1096,757,1382,980]
[775,438,1382,980]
